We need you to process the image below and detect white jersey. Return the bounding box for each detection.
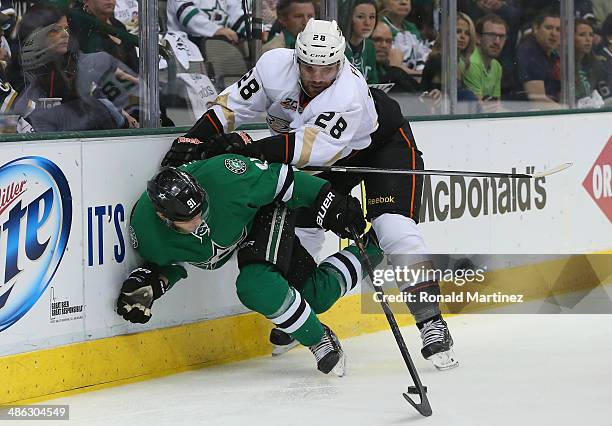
[209,48,379,167]
[166,0,246,38]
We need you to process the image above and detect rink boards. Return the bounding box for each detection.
[0,111,610,404]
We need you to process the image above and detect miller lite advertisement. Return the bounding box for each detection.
[0,147,83,355]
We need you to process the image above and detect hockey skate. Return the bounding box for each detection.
[270,328,299,356]
[309,324,345,376]
[419,316,458,371]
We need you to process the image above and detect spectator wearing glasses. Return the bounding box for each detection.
[462,14,508,112]
[458,0,519,64]
[371,20,420,91]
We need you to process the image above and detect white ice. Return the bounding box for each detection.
[17,289,612,425]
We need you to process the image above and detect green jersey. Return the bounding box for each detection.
[129,155,327,287]
[345,39,379,84]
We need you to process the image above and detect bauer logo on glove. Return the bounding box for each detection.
[314,186,366,238]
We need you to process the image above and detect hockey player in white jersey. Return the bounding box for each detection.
[162,19,458,371]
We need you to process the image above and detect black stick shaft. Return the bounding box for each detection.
[350,230,427,391]
[303,165,532,179]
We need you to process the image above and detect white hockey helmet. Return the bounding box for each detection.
[295,19,346,68]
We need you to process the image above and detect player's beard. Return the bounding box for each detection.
[298,78,335,98]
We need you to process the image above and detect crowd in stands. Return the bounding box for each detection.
[333,0,612,113]
[0,0,610,133]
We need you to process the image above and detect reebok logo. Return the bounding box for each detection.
[316,192,335,227]
[368,196,395,205]
[582,136,612,222]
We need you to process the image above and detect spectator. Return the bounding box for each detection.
[166,0,245,45]
[340,0,378,83]
[458,0,519,83]
[68,0,139,73]
[463,13,508,112]
[574,18,609,107]
[371,20,420,91]
[420,12,477,100]
[262,0,283,35]
[596,15,612,105]
[595,13,612,56]
[262,0,315,52]
[380,0,431,73]
[515,8,560,106]
[12,4,138,132]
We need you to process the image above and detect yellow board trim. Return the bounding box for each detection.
[2,252,611,405]
[1,293,415,406]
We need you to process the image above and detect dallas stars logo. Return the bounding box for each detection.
[224,158,247,175]
[189,227,248,270]
[199,0,229,23]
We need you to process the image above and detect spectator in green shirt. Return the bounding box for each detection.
[340,0,379,83]
[463,13,507,112]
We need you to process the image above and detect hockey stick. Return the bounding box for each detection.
[303,162,572,179]
[350,228,432,417]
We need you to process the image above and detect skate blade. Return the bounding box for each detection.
[428,349,459,371]
[271,340,300,357]
[330,352,346,377]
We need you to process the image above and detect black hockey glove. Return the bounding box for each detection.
[205,131,254,158]
[161,136,209,167]
[314,186,366,239]
[161,132,255,167]
[117,266,168,324]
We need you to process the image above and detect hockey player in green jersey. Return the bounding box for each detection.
[159,19,458,371]
[117,154,383,375]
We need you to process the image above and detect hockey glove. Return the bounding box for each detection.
[314,186,366,239]
[117,266,168,324]
[161,136,209,167]
[205,131,254,158]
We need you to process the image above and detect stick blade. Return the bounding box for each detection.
[532,162,572,178]
[403,392,433,417]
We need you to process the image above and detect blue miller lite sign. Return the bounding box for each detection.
[0,157,72,331]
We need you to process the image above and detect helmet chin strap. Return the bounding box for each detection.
[297,77,315,98]
[296,59,340,98]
